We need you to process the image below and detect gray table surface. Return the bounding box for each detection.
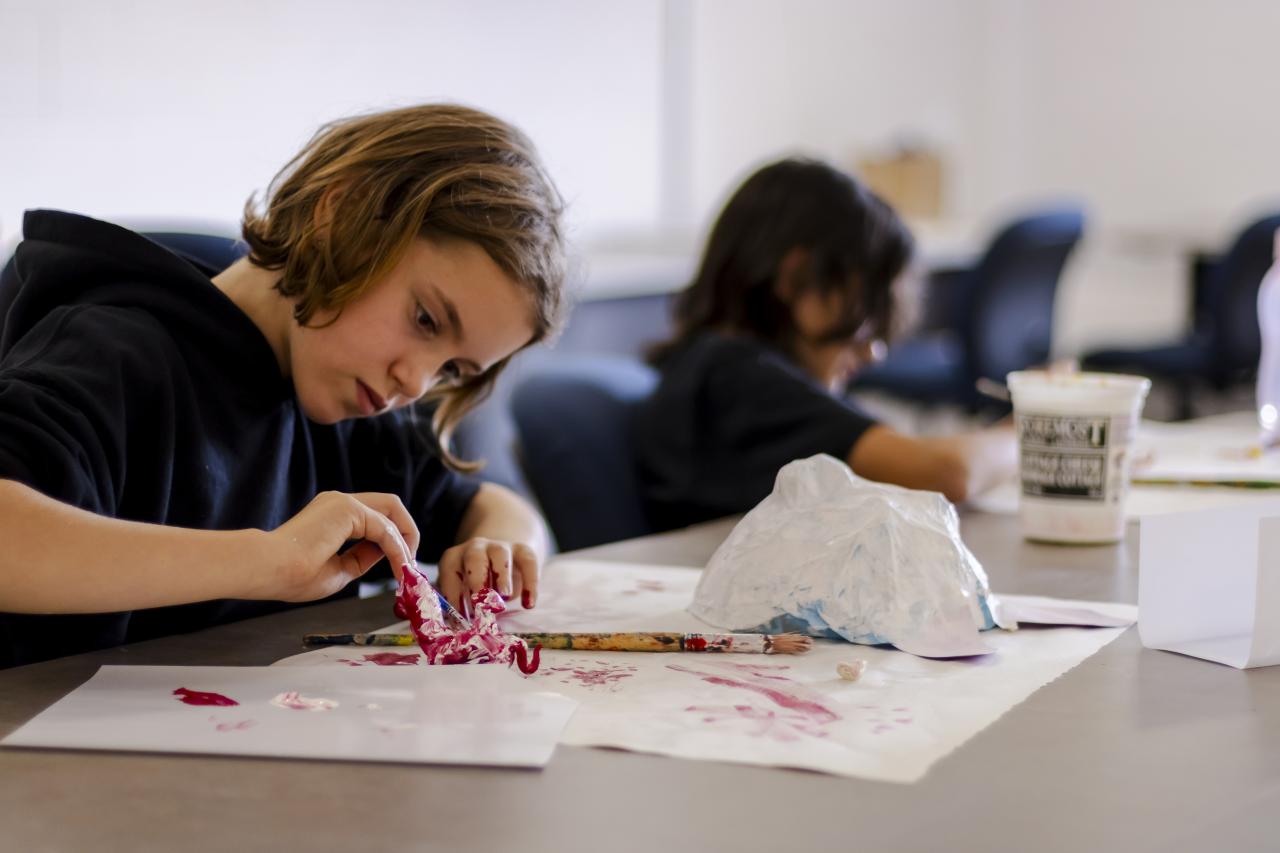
[2,513,1277,853]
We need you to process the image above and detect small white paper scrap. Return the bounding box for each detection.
[1,665,576,768]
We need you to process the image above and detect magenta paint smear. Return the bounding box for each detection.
[393,563,539,674]
[538,660,638,689]
[173,687,238,707]
[361,652,420,666]
[668,663,839,724]
[685,703,829,741]
[717,661,793,681]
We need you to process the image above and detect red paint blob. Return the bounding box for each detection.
[361,652,421,666]
[173,688,238,707]
[685,637,708,651]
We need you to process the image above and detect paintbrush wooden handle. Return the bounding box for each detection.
[516,632,686,652]
[304,631,804,654]
[303,633,415,646]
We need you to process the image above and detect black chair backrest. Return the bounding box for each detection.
[963,208,1085,385]
[510,355,659,552]
[1207,212,1280,376]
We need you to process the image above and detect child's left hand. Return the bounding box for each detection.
[437,537,541,618]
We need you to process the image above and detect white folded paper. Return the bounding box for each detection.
[1139,500,1280,668]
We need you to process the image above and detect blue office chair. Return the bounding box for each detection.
[851,207,1086,410]
[140,231,247,277]
[510,355,659,552]
[1083,212,1280,420]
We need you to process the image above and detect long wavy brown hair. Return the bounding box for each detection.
[649,158,912,366]
[241,104,566,471]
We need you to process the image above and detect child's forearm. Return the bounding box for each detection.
[0,479,271,614]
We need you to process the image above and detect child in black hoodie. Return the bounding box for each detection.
[0,104,564,667]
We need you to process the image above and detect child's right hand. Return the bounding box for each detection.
[259,491,420,602]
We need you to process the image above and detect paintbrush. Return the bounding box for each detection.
[303,630,813,655]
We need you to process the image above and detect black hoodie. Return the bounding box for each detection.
[0,210,479,668]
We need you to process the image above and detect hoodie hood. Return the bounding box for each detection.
[0,210,279,383]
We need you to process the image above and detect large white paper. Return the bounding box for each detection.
[279,559,1134,783]
[1139,501,1280,668]
[2,665,576,768]
[1135,413,1280,485]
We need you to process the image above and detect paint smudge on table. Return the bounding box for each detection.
[537,659,638,690]
[173,687,238,707]
[270,691,339,711]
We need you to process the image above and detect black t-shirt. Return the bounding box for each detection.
[634,332,877,531]
[0,211,479,667]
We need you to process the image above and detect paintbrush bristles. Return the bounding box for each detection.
[765,633,813,655]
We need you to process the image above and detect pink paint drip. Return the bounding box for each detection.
[667,664,839,723]
[393,563,539,674]
[173,688,238,707]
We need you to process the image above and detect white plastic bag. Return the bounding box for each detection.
[690,455,1012,657]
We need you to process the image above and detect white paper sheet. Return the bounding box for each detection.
[1135,413,1280,485]
[278,559,1135,783]
[1139,501,1280,668]
[2,665,576,768]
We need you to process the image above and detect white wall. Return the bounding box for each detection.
[4,0,1280,354]
[0,0,665,248]
[683,0,1280,354]
[687,0,985,225]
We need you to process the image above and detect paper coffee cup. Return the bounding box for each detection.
[1006,370,1151,544]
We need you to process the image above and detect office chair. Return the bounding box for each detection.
[851,207,1086,411]
[140,231,246,277]
[510,355,659,552]
[1083,211,1280,420]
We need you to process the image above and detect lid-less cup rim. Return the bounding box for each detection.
[1006,370,1152,395]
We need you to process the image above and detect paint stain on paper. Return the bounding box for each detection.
[360,652,420,666]
[173,687,238,707]
[717,661,792,681]
[684,703,830,742]
[620,579,668,597]
[214,720,255,732]
[270,691,339,711]
[538,660,638,689]
[667,664,838,723]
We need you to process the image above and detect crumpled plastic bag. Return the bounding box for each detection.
[689,454,1014,658]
